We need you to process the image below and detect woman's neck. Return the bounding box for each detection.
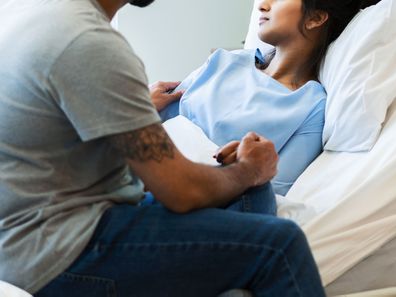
[262,44,317,90]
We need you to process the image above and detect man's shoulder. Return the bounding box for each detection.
[39,0,112,44]
[10,0,113,54]
[2,0,123,73]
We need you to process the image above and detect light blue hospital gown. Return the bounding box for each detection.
[160,49,326,195]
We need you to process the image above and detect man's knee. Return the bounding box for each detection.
[255,217,308,252]
[278,218,306,240]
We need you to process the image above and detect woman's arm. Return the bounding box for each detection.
[273,104,325,196]
[273,130,323,196]
[154,62,208,121]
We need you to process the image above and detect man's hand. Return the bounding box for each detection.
[149,81,184,111]
[236,132,278,186]
[215,133,278,186]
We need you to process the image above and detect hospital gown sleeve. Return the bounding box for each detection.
[272,102,325,196]
[159,61,207,121]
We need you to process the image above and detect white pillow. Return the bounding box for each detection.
[245,0,396,152]
[321,0,396,152]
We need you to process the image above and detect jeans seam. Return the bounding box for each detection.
[280,250,303,297]
[91,241,277,252]
[242,194,251,212]
[251,246,304,297]
[60,272,117,297]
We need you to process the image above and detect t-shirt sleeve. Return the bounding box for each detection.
[48,29,161,141]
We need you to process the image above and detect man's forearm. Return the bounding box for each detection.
[109,123,274,213]
[174,161,257,212]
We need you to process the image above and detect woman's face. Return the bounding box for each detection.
[257,0,305,46]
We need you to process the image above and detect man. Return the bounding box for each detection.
[0,0,325,296]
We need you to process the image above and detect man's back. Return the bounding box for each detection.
[0,0,158,292]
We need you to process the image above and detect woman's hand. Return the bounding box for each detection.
[149,81,184,111]
[214,140,240,165]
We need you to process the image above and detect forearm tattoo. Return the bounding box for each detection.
[110,123,174,163]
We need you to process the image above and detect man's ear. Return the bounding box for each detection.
[305,10,329,30]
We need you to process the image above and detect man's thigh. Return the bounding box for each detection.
[36,203,310,297]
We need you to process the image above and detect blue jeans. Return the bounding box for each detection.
[226,183,277,215]
[35,183,325,297]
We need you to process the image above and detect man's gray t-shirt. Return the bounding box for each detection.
[0,0,160,293]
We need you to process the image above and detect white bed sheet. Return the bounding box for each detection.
[325,236,396,295]
[0,281,32,297]
[163,115,219,166]
[284,99,396,286]
[334,287,396,297]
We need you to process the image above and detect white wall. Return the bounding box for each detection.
[118,0,254,83]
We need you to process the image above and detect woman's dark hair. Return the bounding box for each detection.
[301,0,381,80]
[260,0,381,86]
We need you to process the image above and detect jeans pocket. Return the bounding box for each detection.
[35,272,116,297]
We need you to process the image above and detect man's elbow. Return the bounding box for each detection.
[158,189,207,214]
[165,203,193,214]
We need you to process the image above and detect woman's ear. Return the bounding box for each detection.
[305,10,329,30]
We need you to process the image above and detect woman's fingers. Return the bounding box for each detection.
[221,150,237,165]
[214,140,240,164]
[149,81,184,111]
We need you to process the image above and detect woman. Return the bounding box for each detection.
[152,0,377,197]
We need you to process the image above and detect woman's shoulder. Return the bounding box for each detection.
[300,80,327,102]
[208,48,259,65]
[210,48,256,57]
[290,81,327,125]
[300,88,326,126]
